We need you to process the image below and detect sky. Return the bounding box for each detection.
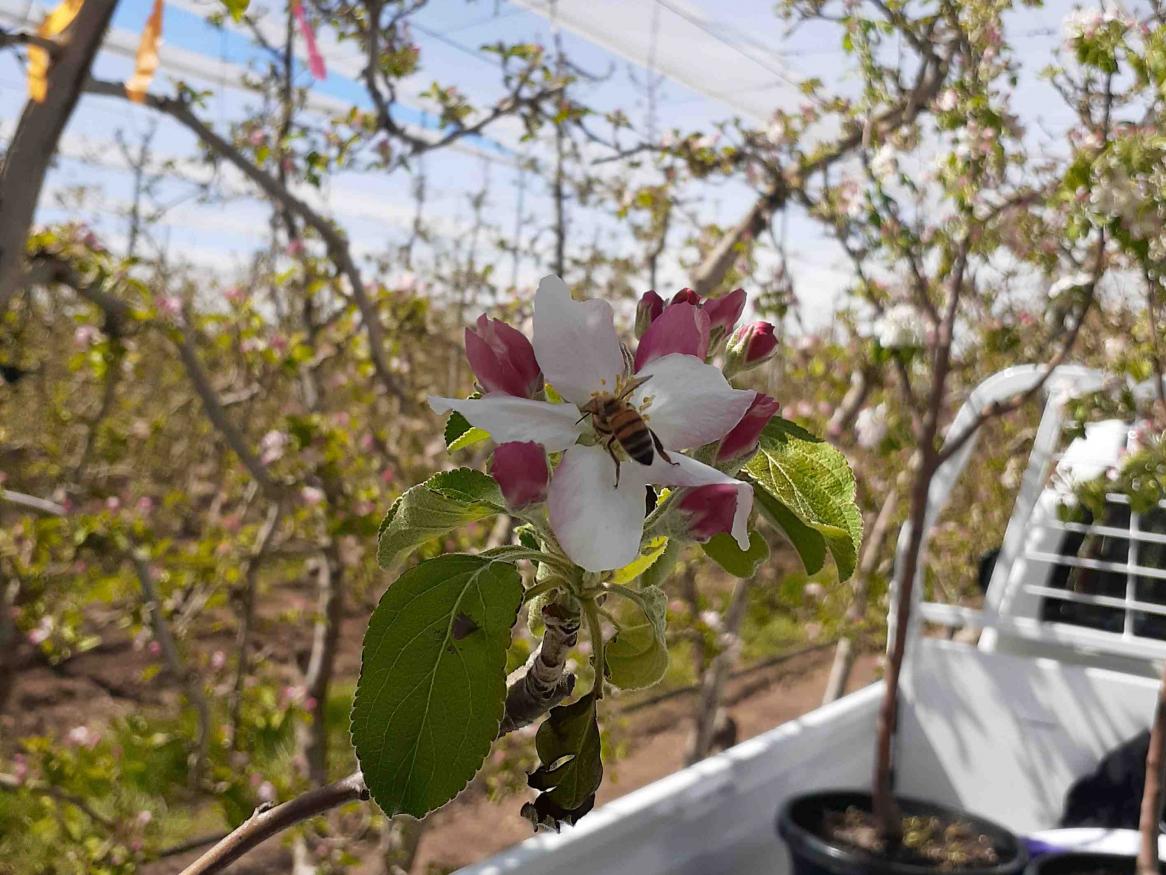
[0,0,1089,327]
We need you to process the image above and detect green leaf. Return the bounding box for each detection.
[523,693,602,830]
[606,585,668,690]
[351,554,523,818]
[701,529,770,578]
[444,411,489,452]
[377,469,504,567]
[744,418,862,580]
[749,481,826,575]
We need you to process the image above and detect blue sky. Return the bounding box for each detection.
[0,0,1087,326]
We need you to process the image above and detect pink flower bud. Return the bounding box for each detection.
[677,484,740,542]
[725,321,778,376]
[464,315,542,398]
[634,302,710,370]
[716,393,780,463]
[634,290,665,338]
[490,442,549,508]
[702,288,747,335]
[671,288,701,307]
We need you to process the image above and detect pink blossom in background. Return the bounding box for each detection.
[66,725,101,748]
[260,430,290,465]
[73,325,99,347]
[286,238,305,257]
[301,486,326,506]
[156,296,182,319]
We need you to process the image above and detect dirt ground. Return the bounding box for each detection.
[137,645,878,873]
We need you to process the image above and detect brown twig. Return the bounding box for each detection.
[178,771,368,875]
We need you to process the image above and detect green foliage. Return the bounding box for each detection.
[524,693,602,831]
[377,468,504,567]
[744,418,863,580]
[701,529,770,578]
[351,554,523,818]
[605,585,668,690]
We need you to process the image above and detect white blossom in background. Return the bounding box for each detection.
[873,303,924,350]
[1048,272,1094,300]
[855,403,889,450]
[870,145,898,180]
[936,88,958,112]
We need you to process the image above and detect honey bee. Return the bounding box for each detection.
[578,374,676,487]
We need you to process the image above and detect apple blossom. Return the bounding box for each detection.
[678,484,742,542]
[490,441,550,508]
[634,301,710,370]
[430,275,756,572]
[702,288,748,337]
[724,320,778,376]
[465,314,543,398]
[716,394,781,463]
[634,290,665,337]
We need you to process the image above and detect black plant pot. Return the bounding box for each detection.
[777,790,1028,875]
[1026,851,1162,875]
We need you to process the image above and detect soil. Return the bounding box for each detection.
[822,807,1002,871]
[6,590,879,874]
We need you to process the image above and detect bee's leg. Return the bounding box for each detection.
[604,436,622,488]
[651,429,678,466]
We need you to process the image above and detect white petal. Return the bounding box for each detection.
[634,354,756,449]
[548,444,650,572]
[645,454,753,551]
[428,395,581,452]
[533,275,625,406]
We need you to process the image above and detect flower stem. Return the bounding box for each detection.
[582,598,605,700]
[521,576,564,604]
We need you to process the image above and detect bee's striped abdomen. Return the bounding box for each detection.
[610,407,654,465]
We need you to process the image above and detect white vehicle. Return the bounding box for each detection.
[461,366,1166,875]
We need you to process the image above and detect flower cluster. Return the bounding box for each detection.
[430,277,781,572]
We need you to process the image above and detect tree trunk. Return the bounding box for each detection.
[686,576,750,764]
[0,0,118,310]
[823,488,899,705]
[872,459,934,838]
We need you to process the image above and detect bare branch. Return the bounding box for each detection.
[178,771,368,875]
[82,79,409,406]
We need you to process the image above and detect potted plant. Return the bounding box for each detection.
[774,0,1137,870]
